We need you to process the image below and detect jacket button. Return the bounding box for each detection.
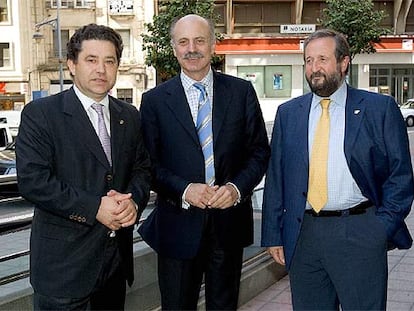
[106,174,113,181]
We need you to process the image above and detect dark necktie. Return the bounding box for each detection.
[194,83,215,186]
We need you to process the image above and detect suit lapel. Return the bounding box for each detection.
[109,98,126,174]
[165,76,199,145]
[63,88,111,168]
[295,94,312,167]
[344,86,365,164]
[212,73,230,143]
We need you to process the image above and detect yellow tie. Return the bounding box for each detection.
[308,98,331,213]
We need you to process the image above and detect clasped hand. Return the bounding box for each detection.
[185,183,238,209]
[96,190,137,231]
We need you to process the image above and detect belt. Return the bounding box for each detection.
[305,200,373,217]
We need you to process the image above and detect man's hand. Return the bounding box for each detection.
[207,184,238,209]
[185,183,219,209]
[96,191,137,230]
[268,246,285,266]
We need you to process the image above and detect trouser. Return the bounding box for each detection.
[289,206,388,310]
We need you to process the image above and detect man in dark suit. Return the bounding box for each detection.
[262,29,414,310]
[138,14,270,310]
[16,24,151,310]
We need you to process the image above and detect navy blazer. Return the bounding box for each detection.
[16,88,151,297]
[138,71,270,259]
[262,85,414,269]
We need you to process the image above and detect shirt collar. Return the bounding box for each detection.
[180,68,214,92]
[73,84,110,112]
[311,81,347,110]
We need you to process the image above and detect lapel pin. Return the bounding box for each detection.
[119,120,125,125]
[354,109,361,115]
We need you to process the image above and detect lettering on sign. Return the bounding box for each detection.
[280,25,316,34]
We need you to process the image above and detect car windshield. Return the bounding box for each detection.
[401,101,414,109]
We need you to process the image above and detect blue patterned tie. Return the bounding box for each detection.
[194,83,215,186]
[91,103,112,165]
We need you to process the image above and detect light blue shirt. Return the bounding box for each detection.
[307,82,367,210]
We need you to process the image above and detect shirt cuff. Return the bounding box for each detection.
[181,183,192,209]
[226,182,241,206]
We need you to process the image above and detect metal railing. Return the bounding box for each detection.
[0,187,264,287]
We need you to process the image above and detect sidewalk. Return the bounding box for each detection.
[240,209,414,311]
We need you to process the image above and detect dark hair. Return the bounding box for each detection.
[67,23,123,64]
[303,29,350,73]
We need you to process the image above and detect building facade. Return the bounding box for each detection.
[206,0,414,120]
[1,0,413,120]
[0,0,156,112]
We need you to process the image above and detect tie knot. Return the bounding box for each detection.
[320,98,330,110]
[91,103,104,114]
[194,82,207,96]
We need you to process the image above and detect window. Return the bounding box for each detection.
[407,4,414,33]
[51,0,69,8]
[0,43,10,68]
[233,2,292,34]
[53,29,69,58]
[117,89,133,104]
[302,1,326,25]
[373,0,393,29]
[0,0,9,23]
[117,29,131,60]
[75,0,95,8]
[214,3,226,33]
[237,65,292,98]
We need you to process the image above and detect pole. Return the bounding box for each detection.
[56,0,63,92]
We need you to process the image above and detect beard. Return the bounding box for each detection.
[306,70,343,97]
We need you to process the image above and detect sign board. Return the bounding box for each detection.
[280,24,316,34]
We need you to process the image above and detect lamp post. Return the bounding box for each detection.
[32,1,63,92]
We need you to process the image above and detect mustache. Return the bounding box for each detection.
[311,72,325,79]
[183,52,203,59]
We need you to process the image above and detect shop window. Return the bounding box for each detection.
[0,0,9,23]
[237,65,292,99]
[117,88,133,104]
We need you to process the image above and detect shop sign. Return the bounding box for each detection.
[280,24,315,34]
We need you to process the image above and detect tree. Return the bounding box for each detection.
[142,0,222,82]
[318,0,390,84]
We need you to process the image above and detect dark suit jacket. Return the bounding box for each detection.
[16,87,151,297]
[138,71,270,259]
[261,85,414,269]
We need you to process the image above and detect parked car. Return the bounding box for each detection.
[0,141,16,175]
[0,110,21,139]
[400,99,414,127]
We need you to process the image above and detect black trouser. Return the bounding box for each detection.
[33,237,126,311]
[158,214,244,310]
